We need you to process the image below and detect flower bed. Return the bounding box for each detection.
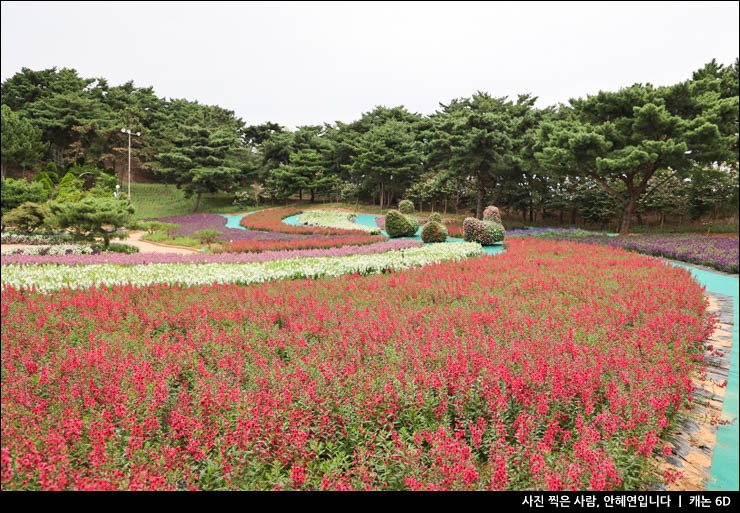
[152,213,299,242]
[1,239,712,490]
[214,234,386,254]
[1,233,74,245]
[592,234,739,274]
[296,210,381,234]
[507,229,738,274]
[1,244,95,256]
[1,240,423,266]
[1,242,482,292]
[241,207,368,236]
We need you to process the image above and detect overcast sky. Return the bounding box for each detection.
[1,1,738,129]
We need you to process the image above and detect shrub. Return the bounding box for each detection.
[140,221,180,236]
[483,205,502,223]
[194,229,222,247]
[385,210,417,238]
[421,220,448,243]
[428,212,442,224]
[49,196,134,249]
[93,242,140,254]
[3,202,50,233]
[398,200,415,215]
[463,217,505,245]
[1,177,50,216]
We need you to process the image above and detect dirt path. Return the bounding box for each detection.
[120,231,199,254]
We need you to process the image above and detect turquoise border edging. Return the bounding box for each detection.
[221,214,247,230]
[672,262,739,491]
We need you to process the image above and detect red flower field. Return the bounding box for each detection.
[0,239,714,490]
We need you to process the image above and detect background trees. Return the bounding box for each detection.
[1,61,737,229]
[536,60,738,233]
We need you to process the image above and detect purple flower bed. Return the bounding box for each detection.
[153,214,298,242]
[153,214,375,243]
[0,240,423,266]
[583,234,739,274]
[507,227,601,238]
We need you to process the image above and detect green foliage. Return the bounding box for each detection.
[139,221,180,236]
[385,210,418,238]
[0,104,46,172]
[194,229,222,246]
[49,196,134,248]
[34,172,55,195]
[54,172,84,202]
[420,220,448,243]
[2,202,50,233]
[155,124,250,212]
[1,177,50,216]
[536,65,739,233]
[398,199,415,214]
[350,113,424,208]
[93,242,139,254]
[429,93,541,218]
[428,212,442,223]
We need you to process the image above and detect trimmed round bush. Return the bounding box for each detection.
[385,210,417,238]
[421,220,448,243]
[483,205,502,223]
[463,217,505,245]
[398,200,415,215]
[428,212,442,223]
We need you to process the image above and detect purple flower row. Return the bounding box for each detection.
[0,240,423,266]
[588,234,739,274]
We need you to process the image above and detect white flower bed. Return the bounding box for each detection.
[1,244,95,256]
[1,242,482,292]
[296,210,381,234]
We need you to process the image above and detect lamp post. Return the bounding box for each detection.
[120,128,141,200]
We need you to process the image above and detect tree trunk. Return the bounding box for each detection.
[529,194,534,223]
[379,182,384,210]
[476,177,485,219]
[310,189,315,203]
[192,191,202,213]
[619,196,638,235]
[298,190,303,201]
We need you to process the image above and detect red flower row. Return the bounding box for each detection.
[0,239,714,490]
[240,207,369,236]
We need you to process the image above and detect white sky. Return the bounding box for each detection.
[1,1,738,129]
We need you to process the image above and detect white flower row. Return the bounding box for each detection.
[1,244,95,256]
[1,242,482,292]
[296,210,381,234]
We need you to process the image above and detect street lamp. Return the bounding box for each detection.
[120,128,141,200]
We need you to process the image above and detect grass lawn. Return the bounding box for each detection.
[129,183,243,220]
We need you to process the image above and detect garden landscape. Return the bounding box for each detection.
[1,3,738,496]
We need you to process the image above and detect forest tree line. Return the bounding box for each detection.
[1,60,738,233]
